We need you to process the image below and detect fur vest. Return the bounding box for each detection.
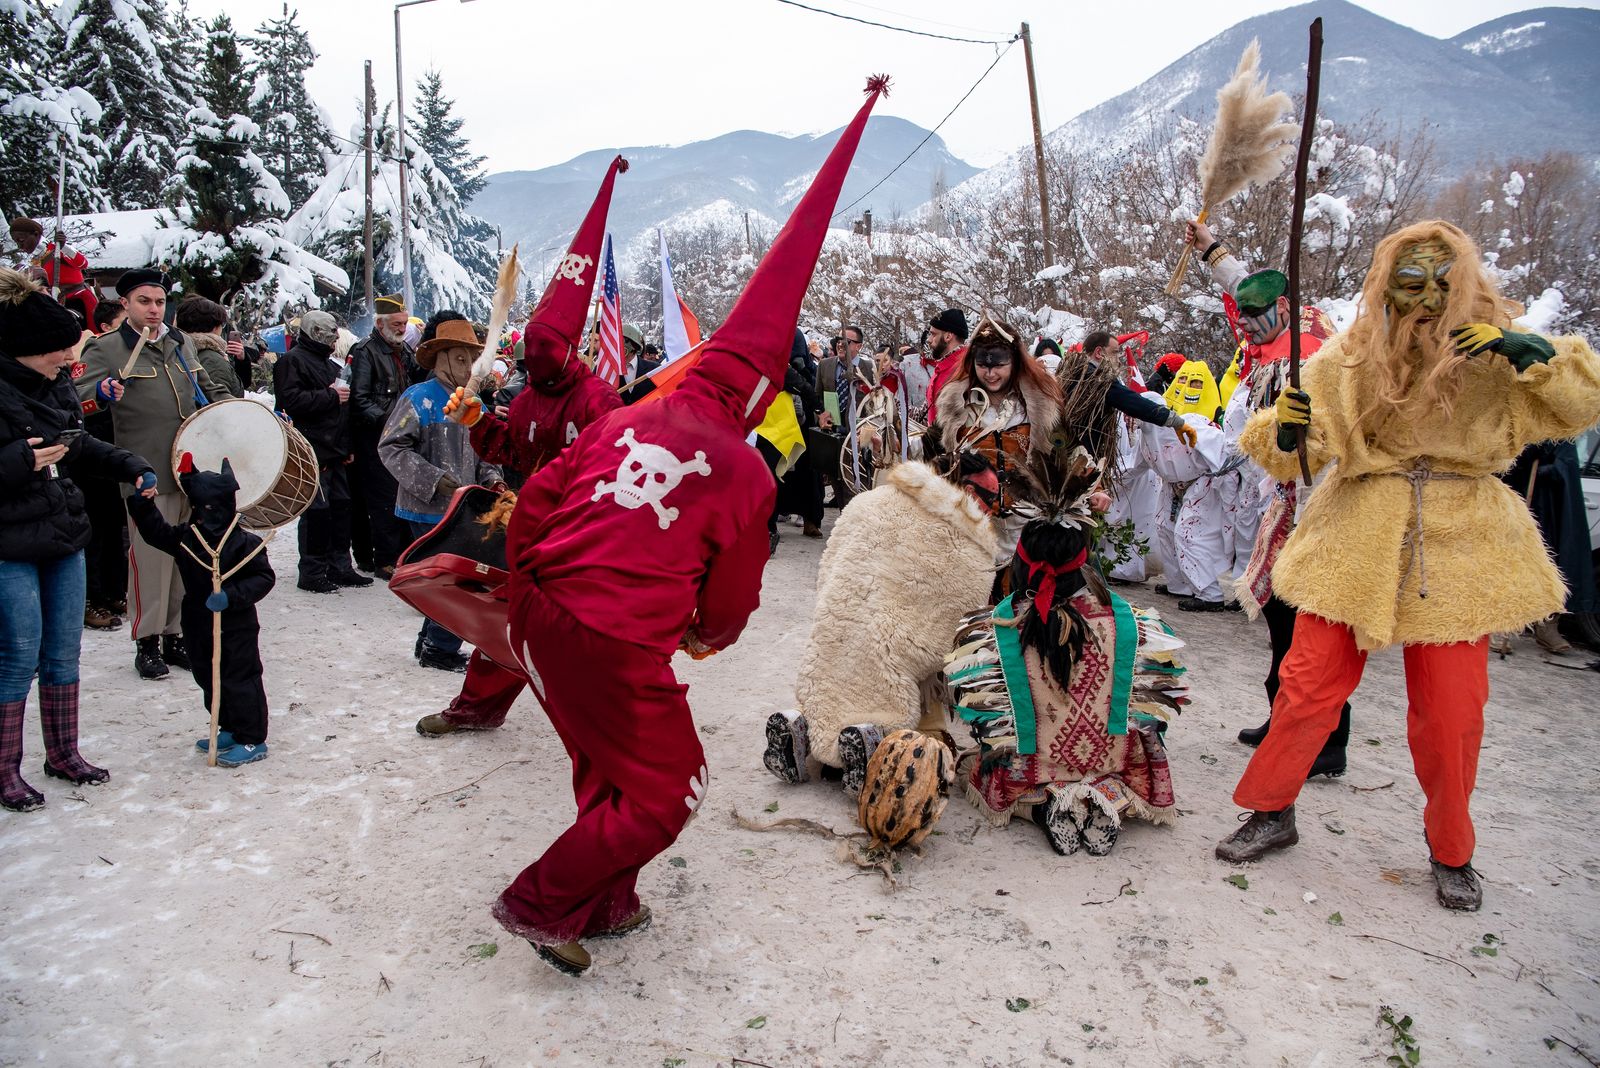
[932,370,1062,459]
[795,461,998,765]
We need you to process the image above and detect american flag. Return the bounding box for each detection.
[594,233,625,386]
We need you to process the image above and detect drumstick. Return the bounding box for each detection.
[118,326,154,379]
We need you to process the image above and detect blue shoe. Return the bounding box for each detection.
[215,743,269,768]
[196,731,236,753]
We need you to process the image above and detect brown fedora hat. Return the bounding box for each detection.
[415,318,483,369]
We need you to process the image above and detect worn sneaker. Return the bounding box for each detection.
[762,710,810,784]
[1430,859,1483,911]
[837,723,885,798]
[532,939,591,976]
[591,904,652,940]
[1215,806,1298,863]
[196,731,237,753]
[1032,788,1082,856]
[215,743,269,768]
[135,636,169,680]
[161,634,192,670]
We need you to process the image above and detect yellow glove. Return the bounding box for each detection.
[1274,388,1310,452]
[1451,322,1555,371]
[444,386,483,427]
[1173,421,1198,449]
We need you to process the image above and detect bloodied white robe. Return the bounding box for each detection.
[1139,396,1237,603]
[1106,417,1164,582]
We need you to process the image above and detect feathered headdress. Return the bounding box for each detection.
[1009,444,1103,530]
[1166,39,1298,295]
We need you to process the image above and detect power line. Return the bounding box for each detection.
[771,0,1012,45]
[832,37,1018,221]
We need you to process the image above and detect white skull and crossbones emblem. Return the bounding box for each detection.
[555,253,593,285]
[592,428,711,529]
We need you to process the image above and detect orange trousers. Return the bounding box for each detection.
[1234,613,1488,866]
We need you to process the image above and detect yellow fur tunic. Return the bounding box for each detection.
[1239,333,1600,649]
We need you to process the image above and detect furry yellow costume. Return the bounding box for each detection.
[1239,330,1600,650]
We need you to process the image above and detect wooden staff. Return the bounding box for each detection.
[1286,17,1324,486]
[185,518,267,767]
[118,326,155,379]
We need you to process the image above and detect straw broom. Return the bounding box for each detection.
[1165,40,1298,295]
[469,244,520,393]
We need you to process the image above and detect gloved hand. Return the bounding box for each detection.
[206,591,228,612]
[95,377,123,404]
[1275,388,1311,453]
[133,470,158,497]
[444,387,484,427]
[1163,409,1198,448]
[1450,323,1556,372]
[436,474,460,497]
[679,629,717,660]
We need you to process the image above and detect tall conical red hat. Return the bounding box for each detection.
[522,153,628,380]
[682,76,889,430]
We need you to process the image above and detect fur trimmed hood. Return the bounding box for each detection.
[882,460,996,554]
[934,367,1062,458]
[187,331,225,354]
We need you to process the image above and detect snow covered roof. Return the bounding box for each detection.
[60,209,350,293]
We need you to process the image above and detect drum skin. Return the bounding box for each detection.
[171,398,320,530]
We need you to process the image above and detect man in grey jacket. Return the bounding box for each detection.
[379,317,503,671]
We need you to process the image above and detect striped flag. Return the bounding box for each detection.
[595,233,625,385]
[658,228,702,363]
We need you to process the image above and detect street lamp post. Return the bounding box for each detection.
[394,0,476,312]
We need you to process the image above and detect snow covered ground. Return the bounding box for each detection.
[2,516,1597,1066]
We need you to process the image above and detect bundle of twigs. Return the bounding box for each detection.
[1165,39,1298,295]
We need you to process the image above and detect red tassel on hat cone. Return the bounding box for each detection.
[682,76,890,429]
[522,154,628,376]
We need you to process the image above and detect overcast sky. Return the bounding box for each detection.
[203,0,1586,174]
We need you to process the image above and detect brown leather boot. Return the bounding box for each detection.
[532,940,591,976]
[1431,860,1482,911]
[592,904,652,940]
[1215,806,1299,863]
[1532,616,1572,654]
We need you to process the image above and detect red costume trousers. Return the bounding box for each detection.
[491,581,706,945]
[1233,613,1487,866]
[439,651,524,729]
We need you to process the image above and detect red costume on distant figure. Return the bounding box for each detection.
[489,77,890,973]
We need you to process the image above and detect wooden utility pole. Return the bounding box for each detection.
[362,60,376,319]
[743,211,752,255]
[1020,22,1052,262]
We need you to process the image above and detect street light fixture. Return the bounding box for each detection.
[394,0,477,312]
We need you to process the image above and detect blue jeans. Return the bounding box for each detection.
[0,552,86,702]
[408,521,462,655]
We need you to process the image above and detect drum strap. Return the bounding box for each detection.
[172,345,210,410]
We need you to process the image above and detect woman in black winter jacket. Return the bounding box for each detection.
[0,269,157,811]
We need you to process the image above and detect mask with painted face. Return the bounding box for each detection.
[1162,359,1222,422]
[1385,240,1453,321]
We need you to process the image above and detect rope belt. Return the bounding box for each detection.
[1359,460,1474,600]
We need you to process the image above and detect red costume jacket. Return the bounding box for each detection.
[506,376,774,656]
[470,357,622,476]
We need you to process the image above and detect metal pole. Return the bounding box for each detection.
[363,61,376,319]
[394,5,415,311]
[51,129,66,300]
[1020,22,1052,264]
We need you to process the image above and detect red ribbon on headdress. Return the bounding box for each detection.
[1015,544,1087,615]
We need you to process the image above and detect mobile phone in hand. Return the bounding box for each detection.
[53,428,84,445]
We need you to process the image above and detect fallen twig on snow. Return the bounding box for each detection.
[286,940,324,980]
[1546,1035,1600,1066]
[377,972,392,994]
[1349,781,1395,792]
[271,928,331,946]
[421,759,534,803]
[1083,879,1134,906]
[1354,933,1475,978]
[732,807,866,839]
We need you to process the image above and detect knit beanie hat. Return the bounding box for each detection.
[930,308,968,340]
[0,267,84,358]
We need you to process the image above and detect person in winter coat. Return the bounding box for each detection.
[273,310,371,594]
[491,81,886,978]
[127,454,276,767]
[348,295,423,576]
[379,318,504,672]
[411,310,623,727]
[73,298,131,631]
[173,296,244,398]
[1214,220,1600,912]
[76,269,231,679]
[0,269,157,810]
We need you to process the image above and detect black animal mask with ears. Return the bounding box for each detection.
[176,452,240,540]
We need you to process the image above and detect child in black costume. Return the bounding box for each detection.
[127,453,275,766]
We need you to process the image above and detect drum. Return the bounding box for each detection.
[171,398,320,530]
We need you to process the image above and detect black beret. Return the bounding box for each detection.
[930,307,968,340]
[115,268,170,297]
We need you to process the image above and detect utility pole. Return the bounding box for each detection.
[743,211,752,256]
[393,5,415,311]
[363,60,376,320]
[1020,22,1052,263]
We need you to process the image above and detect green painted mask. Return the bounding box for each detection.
[1385,240,1453,318]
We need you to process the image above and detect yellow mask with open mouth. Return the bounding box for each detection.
[1163,360,1221,421]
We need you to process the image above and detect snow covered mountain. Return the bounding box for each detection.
[470,115,975,266]
[1021,1,1598,173]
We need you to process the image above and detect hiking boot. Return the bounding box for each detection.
[1032,788,1082,856]
[109,598,127,615]
[297,575,340,594]
[592,904,652,940]
[531,939,590,976]
[417,647,469,673]
[1532,616,1572,655]
[802,521,823,538]
[329,567,374,589]
[1237,718,1270,747]
[215,743,269,768]
[1178,597,1226,613]
[1430,859,1482,911]
[762,710,810,784]
[1215,806,1299,863]
[84,603,121,630]
[135,636,169,680]
[196,731,237,753]
[161,634,191,670]
[837,723,884,798]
